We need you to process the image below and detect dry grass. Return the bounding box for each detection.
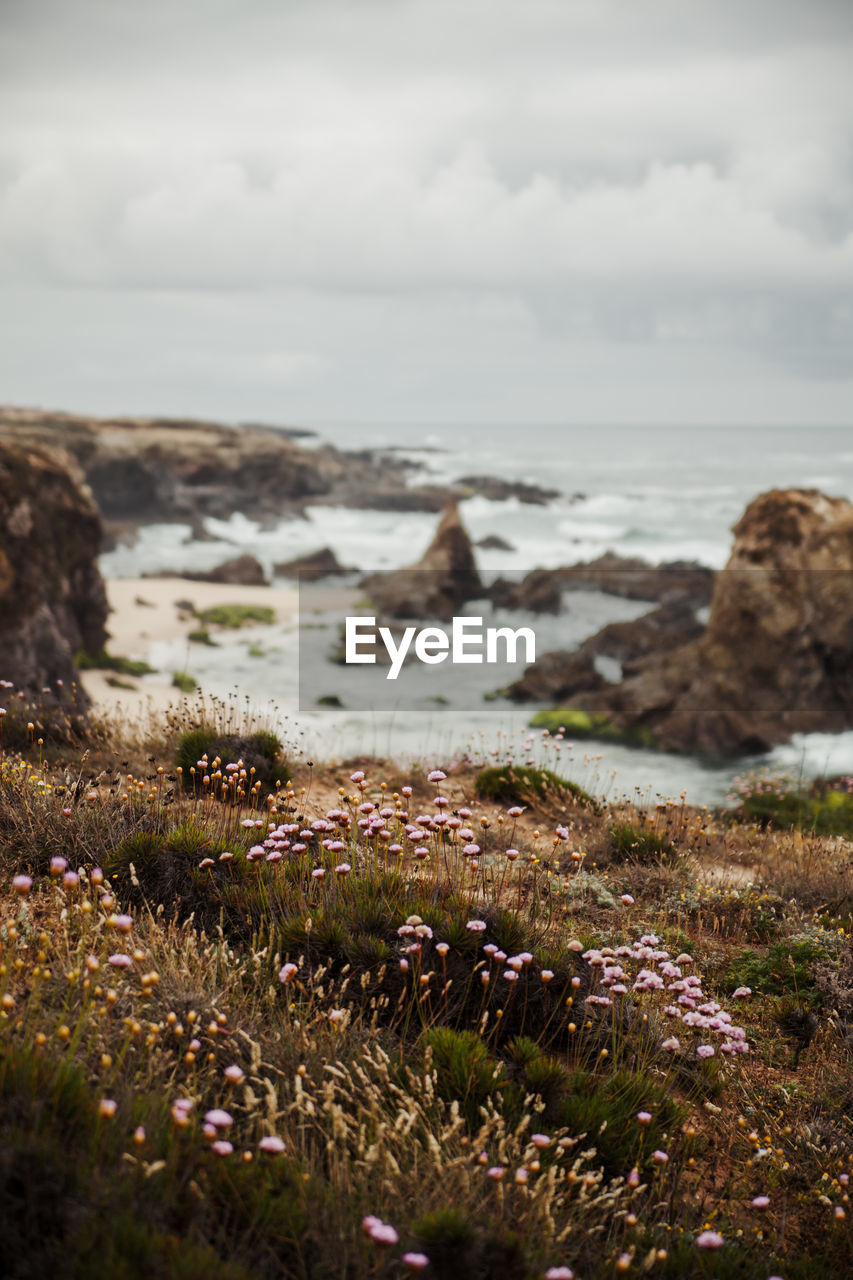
[1,709,853,1278]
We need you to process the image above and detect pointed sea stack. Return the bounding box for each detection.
[361,501,483,620]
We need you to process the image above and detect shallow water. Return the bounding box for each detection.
[100,422,853,804]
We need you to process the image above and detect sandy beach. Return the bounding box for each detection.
[80,576,300,721]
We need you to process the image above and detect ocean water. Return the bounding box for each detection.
[100,423,853,804]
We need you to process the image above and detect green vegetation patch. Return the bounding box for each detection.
[474,763,599,810]
[187,628,219,646]
[194,603,276,629]
[175,725,284,796]
[171,671,198,693]
[75,647,155,677]
[608,820,679,866]
[529,706,656,748]
[727,771,853,837]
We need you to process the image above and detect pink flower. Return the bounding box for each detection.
[466,920,486,932]
[695,1230,724,1248]
[211,1140,234,1156]
[696,1044,715,1059]
[652,1150,668,1164]
[427,769,447,782]
[12,874,32,895]
[204,1109,234,1128]
[279,963,298,983]
[402,1254,430,1271]
[751,1195,770,1208]
[259,1135,286,1154]
[487,1166,505,1180]
[620,894,635,906]
[369,1222,399,1246]
[224,1064,244,1084]
[732,986,752,998]
[98,1098,117,1119]
[108,953,132,968]
[636,1111,652,1125]
[545,1269,575,1280]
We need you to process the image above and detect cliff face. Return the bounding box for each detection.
[593,489,853,755]
[0,442,108,696]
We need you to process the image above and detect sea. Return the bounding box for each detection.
[100,423,853,806]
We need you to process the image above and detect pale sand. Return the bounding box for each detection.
[80,576,299,723]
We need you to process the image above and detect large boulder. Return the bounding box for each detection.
[505,599,705,702]
[361,501,483,620]
[588,489,853,755]
[0,442,108,697]
[274,547,349,580]
[186,554,269,586]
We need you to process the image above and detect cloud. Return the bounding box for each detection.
[0,0,851,421]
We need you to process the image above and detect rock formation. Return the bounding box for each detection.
[0,409,562,541]
[505,599,705,702]
[273,547,349,580]
[523,490,853,756]
[0,441,108,698]
[185,554,269,586]
[490,553,714,614]
[361,502,483,620]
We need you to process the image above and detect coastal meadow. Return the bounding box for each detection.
[1,691,852,1278]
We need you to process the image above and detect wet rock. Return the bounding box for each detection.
[476,534,516,551]
[274,547,350,580]
[189,554,269,586]
[361,501,483,620]
[455,475,560,504]
[490,553,714,613]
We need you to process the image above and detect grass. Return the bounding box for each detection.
[171,671,198,693]
[2,712,853,1278]
[474,763,599,811]
[194,604,276,630]
[188,628,220,646]
[727,770,853,837]
[529,706,656,749]
[74,647,156,677]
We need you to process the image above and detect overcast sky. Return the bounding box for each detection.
[1,0,852,428]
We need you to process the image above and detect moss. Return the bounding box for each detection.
[75,647,155,677]
[194,603,275,629]
[474,763,599,811]
[529,706,656,748]
[171,671,198,693]
[187,628,219,646]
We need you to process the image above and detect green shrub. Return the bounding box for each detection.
[423,1028,505,1127]
[171,671,197,693]
[728,771,853,837]
[722,935,835,1004]
[608,821,678,865]
[474,764,598,810]
[175,725,284,795]
[558,1068,684,1176]
[529,706,655,748]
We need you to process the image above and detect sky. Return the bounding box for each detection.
[1,0,852,429]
